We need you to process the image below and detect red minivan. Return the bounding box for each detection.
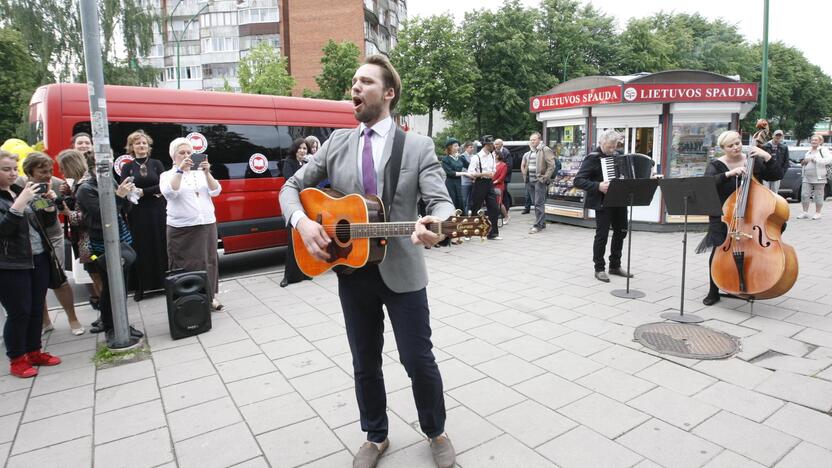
[28,83,356,253]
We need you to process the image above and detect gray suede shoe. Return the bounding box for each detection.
[353,439,389,468]
[430,434,456,468]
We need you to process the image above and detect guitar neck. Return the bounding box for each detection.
[338,221,438,239]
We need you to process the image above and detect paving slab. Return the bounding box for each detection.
[774,442,832,468]
[617,419,721,468]
[635,360,718,396]
[257,417,343,467]
[474,354,543,386]
[692,411,799,466]
[701,450,765,468]
[487,400,577,448]
[11,407,92,455]
[536,426,642,468]
[93,399,167,445]
[763,403,832,451]
[447,377,525,416]
[6,436,91,468]
[754,370,832,412]
[692,381,784,422]
[168,396,242,442]
[22,384,93,423]
[558,393,649,439]
[514,372,591,410]
[628,387,720,431]
[575,367,656,402]
[456,433,556,467]
[95,377,160,414]
[175,422,260,468]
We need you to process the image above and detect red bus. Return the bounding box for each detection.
[28,83,356,254]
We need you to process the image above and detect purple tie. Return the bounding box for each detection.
[362,128,377,195]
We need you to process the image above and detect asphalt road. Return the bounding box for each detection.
[46,246,289,310]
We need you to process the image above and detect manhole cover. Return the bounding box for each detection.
[634,322,739,360]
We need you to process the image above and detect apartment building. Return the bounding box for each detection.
[138,0,406,95]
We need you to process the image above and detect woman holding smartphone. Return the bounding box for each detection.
[1,150,63,377]
[160,138,223,310]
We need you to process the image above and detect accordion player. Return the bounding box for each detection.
[601,153,654,181]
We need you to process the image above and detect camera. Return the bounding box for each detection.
[55,195,76,211]
[34,183,49,194]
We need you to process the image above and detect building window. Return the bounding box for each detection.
[238,7,278,25]
[365,41,378,56]
[364,0,375,12]
[240,35,280,51]
[148,43,164,57]
[201,37,239,53]
[165,65,202,81]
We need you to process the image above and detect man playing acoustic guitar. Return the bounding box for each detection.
[279,55,456,468]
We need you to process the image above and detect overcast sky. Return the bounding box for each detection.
[408,0,831,77]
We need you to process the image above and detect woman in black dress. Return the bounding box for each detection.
[702,130,779,306]
[280,138,310,287]
[121,130,168,301]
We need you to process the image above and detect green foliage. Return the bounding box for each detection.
[218,78,234,93]
[390,14,478,137]
[539,0,620,81]
[0,28,39,138]
[0,0,157,85]
[238,42,295,96]
[312,40,360,101]
[741,42,832,140]
[461,0,554,140]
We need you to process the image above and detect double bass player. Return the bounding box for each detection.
[701,131,781,306]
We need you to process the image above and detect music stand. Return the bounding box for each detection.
[603,178,659,299]
[659,177,723,323]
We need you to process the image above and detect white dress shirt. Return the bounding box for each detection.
[289,117,393,228]
[160,168,222,227]
[468,149,497,175]
[357,116,394,194]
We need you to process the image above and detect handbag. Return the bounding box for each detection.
[31,211,68,289]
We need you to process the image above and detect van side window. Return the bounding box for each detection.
[73,122,337,180]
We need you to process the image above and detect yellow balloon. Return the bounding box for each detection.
[1,139,36,175]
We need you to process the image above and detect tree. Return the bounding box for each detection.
[0,0,157,85]
[462,1,554,139]
[311,40,360,100]
[742,42,832,141]
[238,42,295,96]
[390,14,477,137]
[539,0,620,82]
[0,28,39,138]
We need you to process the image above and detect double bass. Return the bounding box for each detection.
[711,152,798,299]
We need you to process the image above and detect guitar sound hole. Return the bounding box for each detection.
[335,219,351,244]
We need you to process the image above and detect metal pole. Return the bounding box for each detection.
[625,193,634,293]
[176,35,181,89]
[79,0,135,349]
[760,0,770,119]
[680,197,687,316]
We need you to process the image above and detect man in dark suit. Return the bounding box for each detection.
[574,129,634,283]
[279,55,456,468]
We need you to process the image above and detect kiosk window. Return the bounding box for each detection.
[668,122,728,178]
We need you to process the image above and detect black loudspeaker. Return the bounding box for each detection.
[165,270,212,340]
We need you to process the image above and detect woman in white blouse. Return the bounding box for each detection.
[160,138,223,310]
[797,135,832,220]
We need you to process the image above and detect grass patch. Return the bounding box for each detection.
[92,342,151,369]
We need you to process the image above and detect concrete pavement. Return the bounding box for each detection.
[2,204,832,467]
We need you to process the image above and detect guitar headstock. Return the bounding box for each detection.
[439,211,492,239]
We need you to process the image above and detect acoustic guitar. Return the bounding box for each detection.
[292,188,491,277]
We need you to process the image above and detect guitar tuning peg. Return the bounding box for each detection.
[455,209,462,216]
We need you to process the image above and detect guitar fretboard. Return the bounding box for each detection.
[323,222,439,239]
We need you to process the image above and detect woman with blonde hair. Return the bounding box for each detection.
[160,138,223,310]
[700,130,780,305]
[120,130,168,301]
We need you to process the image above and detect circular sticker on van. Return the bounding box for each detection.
[114,154,134,177]
[249,153,268,174]
[187,132,208,153]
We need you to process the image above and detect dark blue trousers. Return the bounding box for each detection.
[1,253,50,359]
[337,266,446,443]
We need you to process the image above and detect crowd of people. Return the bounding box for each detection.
[1,130,229,377]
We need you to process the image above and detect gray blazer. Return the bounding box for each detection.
[279,126,454,293]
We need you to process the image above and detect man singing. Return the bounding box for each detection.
[279,55,456,468]
[574,129,634,282]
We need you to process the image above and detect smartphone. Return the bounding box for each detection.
[190,153,207,167]
[34,183,49,194]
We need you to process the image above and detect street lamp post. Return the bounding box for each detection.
[169,0,210,89]
[760,0,770,119]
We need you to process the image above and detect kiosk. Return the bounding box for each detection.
[529,70,758,230]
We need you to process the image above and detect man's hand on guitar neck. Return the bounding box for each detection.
[297,217,332,261]
[412,216,443,248]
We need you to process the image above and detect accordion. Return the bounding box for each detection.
[601,153,654,181]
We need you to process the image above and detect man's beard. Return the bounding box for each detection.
[354,99,384,123]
